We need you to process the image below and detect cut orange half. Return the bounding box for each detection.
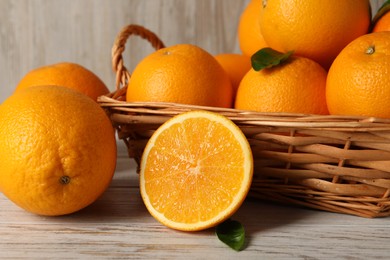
[140,110,253,231]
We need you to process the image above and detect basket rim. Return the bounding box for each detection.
[98,94,390,131]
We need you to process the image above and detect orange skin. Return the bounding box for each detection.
[326,31,390,118]
[127,44,233,108]
[260,0,371,70]
[235,56,329,115]
[373,11,390,32]
[238,0,268,57]
[15,62,110,102]
[214,53,251,97]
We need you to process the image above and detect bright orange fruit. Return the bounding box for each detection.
[126,44,233,108]
[140,110,253,231]
[214,53,251,96]
[15,62,110,101]
[235,56,328,115]
[372,1,390,33]
[238,0,268,57]
[0,86,117,216]
[260,0,371,69]
[326,32,390,118]
[373,11,390,32]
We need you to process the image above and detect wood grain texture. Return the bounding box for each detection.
[1,142,390,259]
[0,0,386,103]
[0,0,247,103]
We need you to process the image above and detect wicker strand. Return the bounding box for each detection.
[333,140,352,183]
[284,129,296,185]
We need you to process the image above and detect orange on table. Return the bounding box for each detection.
[260,0,371,70]
[214,53,251,96]
[140,110,253,231]
[15,62,110,101]
[235,56,328,115]
[126,44,233,108]
[326,32,390,118]
[0,86,117,216]
[238,0,268,57]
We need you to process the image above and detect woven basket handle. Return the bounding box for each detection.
[111,24,166,91]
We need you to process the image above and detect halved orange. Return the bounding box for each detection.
[140,110,253,231]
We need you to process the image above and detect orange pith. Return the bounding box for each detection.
[140,111,253,231]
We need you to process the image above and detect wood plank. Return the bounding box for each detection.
[1,186,390,259]
[1,142,390,259]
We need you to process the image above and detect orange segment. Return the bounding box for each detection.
[140,111,253,231]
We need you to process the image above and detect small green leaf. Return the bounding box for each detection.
[251,47,294,71]
[216,219,245,251]
[372,0,390,29]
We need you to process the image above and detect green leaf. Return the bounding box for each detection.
[251,47,294,71]
[372,0,390,28]
[216,219,245,251]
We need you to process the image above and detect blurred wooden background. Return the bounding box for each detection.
[0,0,386,103]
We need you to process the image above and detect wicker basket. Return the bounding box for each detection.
[98,24,390,218]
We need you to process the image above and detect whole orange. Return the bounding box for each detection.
[238,0,268,57]
[15,62,109,101]
[326,32,390,118]
[0,86,117,216]
[214,53,251,96]
[126,44,233,108]
[260,0,371,70]
[373,11,390,32]
[235,56,328,115]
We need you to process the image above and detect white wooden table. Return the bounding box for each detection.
[1,142,390,259]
